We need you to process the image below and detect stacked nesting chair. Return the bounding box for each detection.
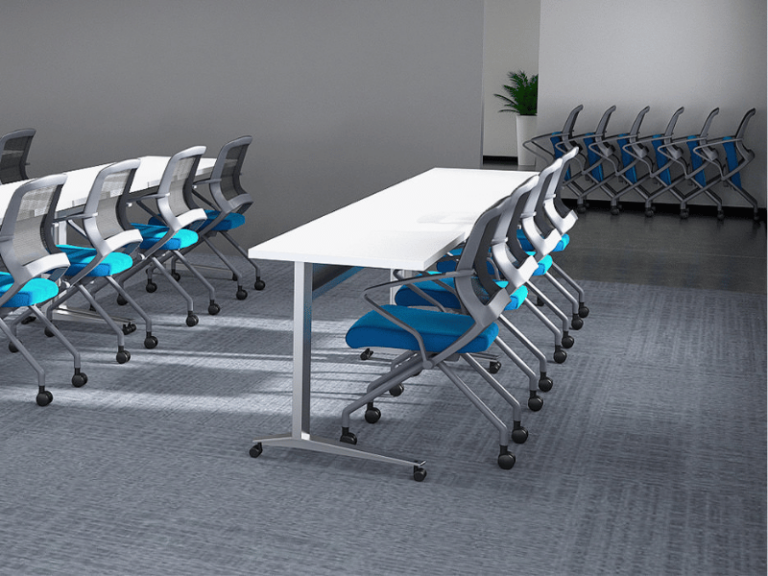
[516,147,590,326]
[583,106,654,215]
[554,105,618,213]
[392,166,563,411]
[652,108,724,219]
[115,146,220,326]
[11,159,160,361]
[604,107,687,216]
[343,175,543,475]
[625,107,690,217]
[686,108,759,221]
[523,105,584,166]
[0,128,35,184]
[421,159,578,366]
[0,175,88,406]
[158,136,266,300]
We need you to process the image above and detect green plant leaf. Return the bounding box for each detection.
[493,70,538,115]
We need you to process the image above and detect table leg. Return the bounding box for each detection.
[251,261,425,473]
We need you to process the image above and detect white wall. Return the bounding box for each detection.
[537,0,766,208]
[482,0,541,158]
[0,0,484,246]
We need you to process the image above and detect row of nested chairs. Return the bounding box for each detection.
[336,150,585,480]
[524,105,759,221]
[0,131,264,406]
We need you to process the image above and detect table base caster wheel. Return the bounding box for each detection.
[340,428,357,445]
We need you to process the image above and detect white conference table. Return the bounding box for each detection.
[0,155,216,225]
[247,167,538,475]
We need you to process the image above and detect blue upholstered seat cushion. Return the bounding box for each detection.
[529,254,553,276]
[56,245,133,277]
[346,304,499,354]
[0,273,59,307]
[132,224,199,250]
[516,229,570,253]
[149,210,245,232]
[395,277,528,311]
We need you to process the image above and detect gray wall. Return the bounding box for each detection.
[482,0,541,158]
[537,0,767,208]
[0,0,484,246]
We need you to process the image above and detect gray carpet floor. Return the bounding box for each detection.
[0,254,765,575]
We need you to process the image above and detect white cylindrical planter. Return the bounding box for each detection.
[516,115,537,168]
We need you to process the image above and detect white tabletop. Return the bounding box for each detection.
[0,156,216,224]
[248,167,538,271]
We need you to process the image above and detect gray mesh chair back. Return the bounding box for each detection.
[0,129,35,184]
[82,160,142,259]
[163,149,205,228]
[0,175,68,286]
[211,136,253,212]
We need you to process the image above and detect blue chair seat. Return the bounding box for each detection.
[56,245,133,277]
[395,277,528,311]
[0,273,59,307]
[346,304,499,354]
[148,210,245,232]
[516,230,570,253]
[132,224,199,250]
[528,254,553,276]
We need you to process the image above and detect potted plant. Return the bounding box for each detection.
[494,70,538,167]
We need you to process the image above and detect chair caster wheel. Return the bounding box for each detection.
[497,450,516,470]
[145,280,158,293]
[389,383,404,397]
[528,395,543,412]
[340,429,357,445]
[413,466,427,482]
[645,208,654,218]
[21,315,36,325]
[254,279,266,291]
[610,206,620,216]
[680,209,690,219]
[571,316,583,330]
[208,302,221,316]
[171,271,181,281]
[717,210,725,221]
[554,349,567,364]
[122,322,137,335]
[578,305,589,318]
[72,371,88,387]
[116,350,131,364]
[364,405,381,424]
[538,376,553,392]
[186,313,199,327]
[116,294,128,306]
[236,288,248,300]
[360,348,374,360]
[9,342,18,353]
[36,390,53,406]
[488,361,501,374]
[249,443,263,458]
[44,327,54,338]
[144,335,159,349]
[511,426,528,444]
[576,205,587,214]
[562,334,574,349]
